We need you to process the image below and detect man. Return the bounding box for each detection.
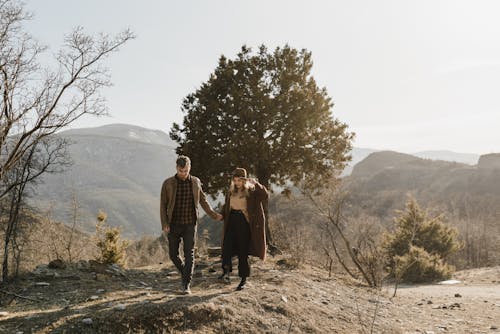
[160,155,222,294]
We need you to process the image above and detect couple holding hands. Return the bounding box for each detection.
[160,155,268,294]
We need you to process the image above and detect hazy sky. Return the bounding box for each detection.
[24,0,500,154]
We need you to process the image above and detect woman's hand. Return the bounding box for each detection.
[247,178,257,185]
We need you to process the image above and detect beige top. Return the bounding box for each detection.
[230,192,250,222]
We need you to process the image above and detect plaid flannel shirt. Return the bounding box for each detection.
[171,175,196,224]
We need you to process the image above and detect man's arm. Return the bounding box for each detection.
[199,185,223,221]
[160,181,170,232]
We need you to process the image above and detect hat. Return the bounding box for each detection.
[232,167,247,179]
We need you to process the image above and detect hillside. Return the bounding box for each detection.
[32,125,179,238]
[0,256,498,333]
[348,150,500,202]
[30,124,484,239]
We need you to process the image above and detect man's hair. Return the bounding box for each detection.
[176,155,191,168]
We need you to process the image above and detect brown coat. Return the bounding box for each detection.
[160,175,218,229]
[221,183,269,260]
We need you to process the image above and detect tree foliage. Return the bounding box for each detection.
[170,45,354,193]
[383,197,461,283]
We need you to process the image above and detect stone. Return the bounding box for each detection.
[82,318,93,325]
[115,304,126,311]
[35,282,50,287]
[48,259,66,269]
[454,293,461,298]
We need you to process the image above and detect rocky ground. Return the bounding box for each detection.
[0,256,499,333]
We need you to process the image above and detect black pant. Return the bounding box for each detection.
[168,223,196,284]
[222,210,251,278]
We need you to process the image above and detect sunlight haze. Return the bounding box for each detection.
[24,0,500,154]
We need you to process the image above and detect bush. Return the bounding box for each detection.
[383,197,460,283]
[394,245,453,283]
[94,211,128,265]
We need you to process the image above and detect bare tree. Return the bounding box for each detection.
[0,0,134,190]
[0,0,133,281]
[1,137,69,280]
[301,183,382,287]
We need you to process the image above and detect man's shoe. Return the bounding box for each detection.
[236,278,247,291]
[182,283,192,295]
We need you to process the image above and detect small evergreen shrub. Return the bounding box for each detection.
[383,197,460,283]
[94,211,128,265]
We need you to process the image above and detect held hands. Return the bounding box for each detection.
[215,213,224,221]
[162,225,170,234]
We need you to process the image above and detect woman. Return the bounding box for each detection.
[219,167,268,290]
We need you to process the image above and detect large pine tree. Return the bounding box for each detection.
[170,44,354,194]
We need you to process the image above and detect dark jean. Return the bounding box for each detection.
[222,210,251,278]
[168,222,196,284]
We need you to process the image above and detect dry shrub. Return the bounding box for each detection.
[126,234,168,267]
[94,211,128,265]
[384,197,460,283]
[394,245,453,283]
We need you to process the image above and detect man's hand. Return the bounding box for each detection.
[215,213,224,221]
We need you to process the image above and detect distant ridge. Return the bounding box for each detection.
[61,124,176,148]
[32,123,487,238]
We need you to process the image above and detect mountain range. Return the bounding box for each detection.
[31,124,491,238]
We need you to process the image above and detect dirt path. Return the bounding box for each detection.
[386,267,500,334]
[0,259,499,333]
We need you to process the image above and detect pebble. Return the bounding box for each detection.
[115,304,126,311]
[281,296,288,303]
[82,318,93,325]
[454,293,462,298]
[96,289,105,293]
[491,325,498,330]
[35,282,50,286]
[89,295,99,301]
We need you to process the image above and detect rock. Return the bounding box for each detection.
[96,289,106,293]
[281,296,288,303]
[82,318,93,325]
[76,260,90,270]
[94,273,111,281]
[35,282,50,287]
[115,304,126,311]
[89,295,99,301]
[88,260,110,274]
[207,247,222,257]
[427,300,433,304]
[454,293,462,298]
[48,259,66,269]
[491,325,498,330]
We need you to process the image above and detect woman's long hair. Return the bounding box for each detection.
[229,178,255,198]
